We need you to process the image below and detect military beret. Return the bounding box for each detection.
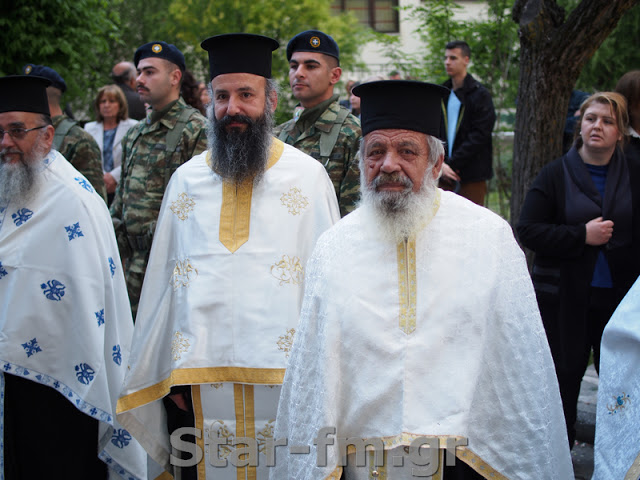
[0,75,51,115]
[286,30,339,63]
[201,34,279,80]
[22,64,66,93]
[353,80,449,139]
[134,41,186,71]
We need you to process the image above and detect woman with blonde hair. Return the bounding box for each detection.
[517,92,640,449]
[85,84,137,204]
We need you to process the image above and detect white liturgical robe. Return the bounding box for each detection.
[593,277,640,480]
[0,150,146,478]
[117,139,340,479]
[273,190,574,480]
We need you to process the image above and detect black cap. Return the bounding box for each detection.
[286,30,339,63]
[201,34,279,80]
[22,64,66,93]
[0,75,52,115]
[353,80,449,138]
[134,41,186,71]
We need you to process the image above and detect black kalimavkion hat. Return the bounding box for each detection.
[201,33,279,81]
[0,75,52,115]
[352,80,449,139]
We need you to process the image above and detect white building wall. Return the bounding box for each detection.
[345,0,489,81]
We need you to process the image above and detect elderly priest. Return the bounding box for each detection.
[0,75,146,479]
[272,80,574,480]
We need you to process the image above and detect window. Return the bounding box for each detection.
[332,0,399,33]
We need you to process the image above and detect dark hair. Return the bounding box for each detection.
[180,69,205,115]
[94,84,129,123]
[615,70,640,127]
[445,40,471,59]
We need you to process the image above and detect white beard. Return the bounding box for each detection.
[0,140,48,206]
[360,168,438,243]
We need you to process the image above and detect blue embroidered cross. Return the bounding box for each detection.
[21,338,42,357]
[40,279,66,301]
[112,345,122,365]
[3,363,11,372]
[95,308,105,327]
[110,428,132,449]
[0,261,7,279]
[11,208,33,227]
[74,177,95,193]
[65,222,84,241]
[74,363,95,385]
[108,257,116,277]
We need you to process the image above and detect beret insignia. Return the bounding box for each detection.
[24,65,32,74]
[152,44,163,53]
[310,36,320,48]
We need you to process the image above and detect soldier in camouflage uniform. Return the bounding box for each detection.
[275,30,361,217]
[110,41,207,318]
[23,64,107,201]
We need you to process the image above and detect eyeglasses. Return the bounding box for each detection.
[0,125,48,141]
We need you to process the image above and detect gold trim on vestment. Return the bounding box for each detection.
[116,367,285,413]
[214,139,285,253]
[245,385,256,480]
[192,385,206,480]
[325,467,342,479]
[456,447,507,479]
[154,472,174,480]
[234,384,246,480]
[233,384,257,480]
[343,433,507,480]
[625,451,640,480]
[397,237,417,335]
[395,190,441,335]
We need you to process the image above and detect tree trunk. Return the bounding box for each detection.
[510,0,639,227]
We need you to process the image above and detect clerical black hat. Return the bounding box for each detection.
[22,64,66,93]
[352,80,449,138]
[134,41,186,72]
[200,34,279,80]
[0,75,51,115]
[286,30,339,63]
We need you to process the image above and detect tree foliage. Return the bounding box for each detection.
[0,1,120,117]
[165,0,367,123]
[0,0,366,124]
[510,0,639,225]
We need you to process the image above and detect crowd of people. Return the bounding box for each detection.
[1,28,639,480]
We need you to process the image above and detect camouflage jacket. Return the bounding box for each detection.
[110,98,208,259]
[52,115,107,201]
[275,97,361,216]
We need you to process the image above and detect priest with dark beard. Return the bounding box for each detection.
[272,81,574,480]
[116,34,340,480]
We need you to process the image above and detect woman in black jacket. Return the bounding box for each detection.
[517,92,640,448]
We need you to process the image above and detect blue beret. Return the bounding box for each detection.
[201,34,279,80]
[353,80,449,139]
[286,30,339,63]
[22,64,66,93]
[134,41,186,71]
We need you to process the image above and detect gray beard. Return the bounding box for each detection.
[360,168,438,243]
[206,102,273,184]
[0,140,47,206]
